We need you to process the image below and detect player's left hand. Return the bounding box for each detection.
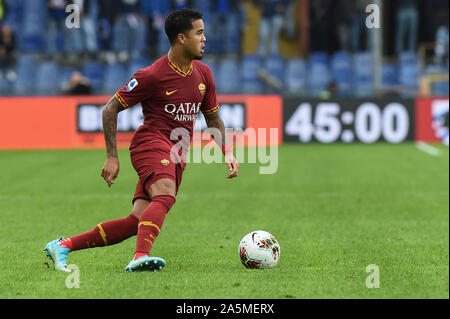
[225,152,239,179]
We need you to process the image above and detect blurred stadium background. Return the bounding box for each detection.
[0,1,448,300]
[0,0,448,98]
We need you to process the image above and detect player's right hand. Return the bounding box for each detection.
[101,157,120,187]
[225,152,239,179]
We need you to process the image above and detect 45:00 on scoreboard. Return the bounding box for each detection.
[283,99,415,144]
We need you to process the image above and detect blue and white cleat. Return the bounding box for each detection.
[125,255,166,272]
[43,237,71,273]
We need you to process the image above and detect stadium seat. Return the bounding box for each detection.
[285,58,306,96]
[157,28,170,56]
[135,19,149,53]
[200,57,217,79]
[35,61,61,96]
[216,58,240,94]
[103,62,128,94]
[3,0,25,32]
[224,13,241,54]
[13,55,38,95]
[381,64,399,89]
[19,0,47,52]
[331,51,352,96]
[431,81,449,96]
[128,55,152,77]
[241,54,263,94]
[353,52,374,97]
[308,52,331,97]
[82,61,105,91]
[0,76,12,96]
[424,64,446,75]
[263,54,285,93]
[141,0,171,15]
[192,0,212,13]
[19,34,46,52]
[399,52,419,96]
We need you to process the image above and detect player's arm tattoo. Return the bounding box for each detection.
[102,96,125,158]
[204,111,228,148]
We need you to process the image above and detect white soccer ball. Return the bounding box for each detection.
[238,230,280,269]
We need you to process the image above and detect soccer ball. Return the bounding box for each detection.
[238,230,280,269]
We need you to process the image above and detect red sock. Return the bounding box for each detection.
[64,214,139,251]
[134,195,175,258]
[58,238,73,249]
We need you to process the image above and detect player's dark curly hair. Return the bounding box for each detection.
[164,8,203,45]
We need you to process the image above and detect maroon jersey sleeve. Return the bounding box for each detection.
[115,68,155,109]
[201,66,219,115]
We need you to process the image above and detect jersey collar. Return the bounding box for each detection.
[168,58,193,77]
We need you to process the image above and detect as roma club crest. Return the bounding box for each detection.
[161,159,170,167]
[198,83,206,96]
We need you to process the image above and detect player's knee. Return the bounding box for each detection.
[152,194,176,212]
[148,178,176,197]
[131,199,150,219]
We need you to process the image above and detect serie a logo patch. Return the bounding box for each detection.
[126,78,138,92]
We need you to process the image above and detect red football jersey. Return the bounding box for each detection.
[115,55,219,147]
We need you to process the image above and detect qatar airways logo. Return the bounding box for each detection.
[164,102,202,122]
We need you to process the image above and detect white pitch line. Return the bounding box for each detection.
[415,142,441,157]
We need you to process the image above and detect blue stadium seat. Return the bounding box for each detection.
[241,54,263,94]
[128,55,152,77]
[216,58,240,94]
[398,53,419,97]
[152,0,171,14]
[20,34,46,52]
[285,58,306,96]
[36,61,61,95]
[135,19,149,52]
[309,51,329,65]
[431,81,449,96]
[381,64,399,89]
[157,28,170,56]
[193,0,212,13]
[353,52,374,97]
[308,52,330,97]
[13,55,38,95]
[263,54,284,93]
[331,51,352,96]
[19,0,47,52]
[399,51,419,95]
[200,57,217,79]
[424,64,446,75]
[424,64,450,96]
[224,13,241,54]
[0,77,12,96]
[140,0,156,15]
[82,61,105,91]
[3,0,25,32]
[103,62,128,94]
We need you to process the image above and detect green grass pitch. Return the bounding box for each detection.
[0,143,448,299]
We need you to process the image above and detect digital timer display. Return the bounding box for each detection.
[283,99,415,143]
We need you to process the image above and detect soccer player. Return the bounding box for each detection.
[44,9,239,273]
